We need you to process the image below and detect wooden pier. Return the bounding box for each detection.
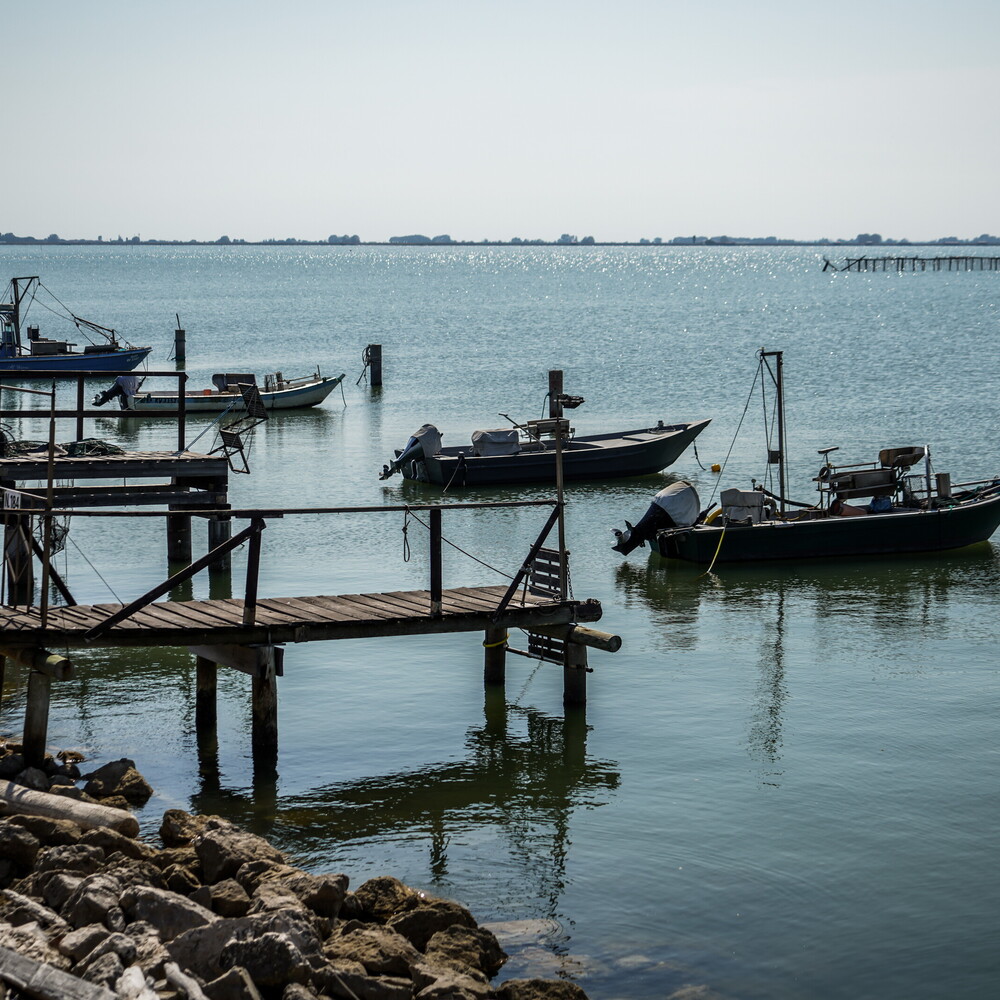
[0,502,619,768]
[824,254,1000,273]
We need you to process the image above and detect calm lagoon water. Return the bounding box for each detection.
[1,245,999,999]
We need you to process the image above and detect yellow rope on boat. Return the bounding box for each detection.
[698,524,727,578]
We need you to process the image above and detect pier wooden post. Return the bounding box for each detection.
[195,656,218,733]
[174,324,186,365]
[563,640,588,707]
[367,344,382,386]
[251,647,279,755]
[167,510,193,565]
[483,627,507,686]
[23,670,52,767]
[429,507,442,617]
[208,515,233,576]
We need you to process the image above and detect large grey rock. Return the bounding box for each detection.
[40,871,83,910]
[61,872,124,928]
[34,843,106,875]
[123,885,217,942]
[414,965,493,999]
[281,984,319,1000]
[193,878,252,918]
[57,922,112,961]
[324,924,420,978]
[195,820,285,884]
[219,930,312,989]
[424,924,506,980]
[163,862,202,895]
[79,948,125,987]
[160,808,218,847]
[351,876,422,923]
[0,753,25,778]
[79,827,153,860]
[312,963,413,1000]
[15,766,50,791]
[5,813,82,846]
[121,919,171,978]
[82,758,152,804]
[205,964,265,1000]
[388,899,478,950]
[236,859,348,919]
[167,909,324,983]
[76,931,138,975]
[494,980,590,1000]
[0,888,70,935]
[0,821,41,868]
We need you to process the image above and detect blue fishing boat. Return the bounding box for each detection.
[0,276,152,375]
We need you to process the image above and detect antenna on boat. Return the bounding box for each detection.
[760,349,787,514]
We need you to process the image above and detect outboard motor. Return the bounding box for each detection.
[380,424,442,480]
[611,481,701,555]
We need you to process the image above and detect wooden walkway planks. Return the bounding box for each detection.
[0,585,601,650]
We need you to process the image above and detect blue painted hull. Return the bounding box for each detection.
[0,346,151,376]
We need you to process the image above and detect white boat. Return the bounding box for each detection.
[95,369,345,413]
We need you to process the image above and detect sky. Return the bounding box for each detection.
[5,0,999,243]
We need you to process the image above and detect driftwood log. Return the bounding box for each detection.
[0,781,139,837]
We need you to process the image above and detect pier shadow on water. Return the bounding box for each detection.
[191,689,621,927]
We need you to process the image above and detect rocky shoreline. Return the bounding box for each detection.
[0,747,588,1000]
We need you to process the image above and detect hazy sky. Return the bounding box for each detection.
[6,1,998,243]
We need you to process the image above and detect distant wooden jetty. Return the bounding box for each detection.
[824,254,1000,273]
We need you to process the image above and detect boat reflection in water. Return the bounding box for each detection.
[615,545,1000,786]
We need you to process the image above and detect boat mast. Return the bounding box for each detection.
[761,349,787,514]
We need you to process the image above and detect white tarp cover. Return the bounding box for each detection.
[720,487,765,523]
[471,428,520,456]
[409,423,443,456]
[652,481,701,527]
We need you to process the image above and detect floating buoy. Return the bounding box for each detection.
[711,463,721,473]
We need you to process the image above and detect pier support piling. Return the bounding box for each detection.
[167,511,193,565]
[207,515,233,575]
[251,646,279,756]
[483,627,507,687]
[195,656,218,733]
[23,671,52,768]
[563,640,588,707]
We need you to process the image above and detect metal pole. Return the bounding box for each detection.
[40,383,56,627]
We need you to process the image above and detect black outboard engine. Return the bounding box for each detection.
[380,424,442,480]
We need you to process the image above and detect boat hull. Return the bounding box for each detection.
[401,419,710,486]
[654,492,1000,563]
[0,347,151,375]
[124,374,344,413]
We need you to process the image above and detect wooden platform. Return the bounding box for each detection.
[0,450,229,510]
[0,585,601,650]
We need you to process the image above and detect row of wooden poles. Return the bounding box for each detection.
[825,255,1000,272]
